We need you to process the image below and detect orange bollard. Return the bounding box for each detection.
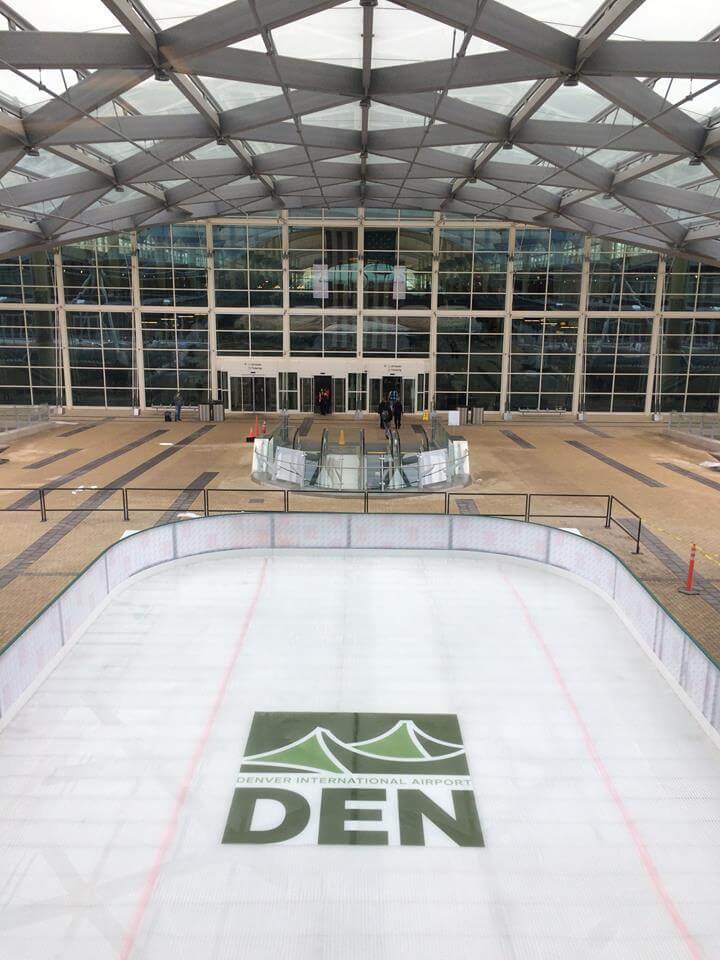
[679,543,701,595]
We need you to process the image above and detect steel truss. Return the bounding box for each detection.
[0,0,719,261]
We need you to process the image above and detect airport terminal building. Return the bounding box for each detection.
[3,216,720,417]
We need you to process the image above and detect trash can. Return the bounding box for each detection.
[211,400,225,422]
[471,407,484,425]
[457,406,469,425]
[198,401,211,422]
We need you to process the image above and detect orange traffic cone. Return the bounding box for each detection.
[246,415,259,443]
[262,418,267,435]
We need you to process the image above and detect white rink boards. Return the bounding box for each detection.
[1,548,720,960]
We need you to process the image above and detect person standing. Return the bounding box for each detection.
[173,391,183,422]
[388,385,399,404]
[392,398,403,430]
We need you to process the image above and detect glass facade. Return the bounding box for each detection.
[0,216,718,414]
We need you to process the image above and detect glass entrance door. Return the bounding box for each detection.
[229,376,277,412]
[402,378,415,413]
[333,377,346,413]
[300,377,313,412]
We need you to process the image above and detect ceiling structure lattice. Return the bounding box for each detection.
[1,0,720,260]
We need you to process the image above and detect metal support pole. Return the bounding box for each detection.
[364,491,369,514]
[284,489,289,513]
[605,495,612,528]
[39,488,47,522]
[122,487,129,522]
[636,518,642,555]
[524,493,531,522]
[445,492,449,515]
[203,488,209,518]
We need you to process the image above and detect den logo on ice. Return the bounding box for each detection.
[222,712,484,847]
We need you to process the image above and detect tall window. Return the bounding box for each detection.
[583,317,651,412]
[289,314,356,356]
[438,227,508,310]
[588,240,657,311]
[659,316,720,412]
[138,224,207,307]
[0,308,61,405]
[664,258,720,312]
[363,315,430,357]
[216,314,283,356]
[435,317,503,410]
[142,313,209,405]
[510,317,577,411]
[68,311,135,406]
[0,252,55,305]
[513,229,583,311]
[288,226,357,308]
[214,224,283,307]
[363,228,432,309]
[62,236,132,306]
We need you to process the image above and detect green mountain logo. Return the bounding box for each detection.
[240,715,468,776]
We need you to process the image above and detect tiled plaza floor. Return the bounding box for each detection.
[0,411,718,663]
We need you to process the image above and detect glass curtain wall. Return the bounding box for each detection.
[0,308,61,405]
[62,237,132,306]
[2,217,720,413]
[68,310,135,406]
[438,227,508,309]
[142,313,209,405]
[138,224,207,307]
[435,317,503,410]
[214,224,283,307]
[513,229,583,310]
[510,317,578,411]
[583,317,652,412]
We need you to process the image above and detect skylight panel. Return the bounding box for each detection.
[9,0,123,32]
[272,2,361,67]
[373,5,457,67]
[499,0,601,34]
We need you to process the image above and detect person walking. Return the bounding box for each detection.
[388,385,399,404]
[377,398,388,428]
[381,403,393,439]
[173,391,183,422]
[392,398,403,430]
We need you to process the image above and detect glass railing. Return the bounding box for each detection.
[251,419,470,491]
[0,404,50,434]
[667,412,720,440]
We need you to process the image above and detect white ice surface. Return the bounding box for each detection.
[1,549,720,960]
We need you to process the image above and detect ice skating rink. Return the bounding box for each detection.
[1,548,720,960]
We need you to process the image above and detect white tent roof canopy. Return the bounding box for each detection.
[0,0,720,262]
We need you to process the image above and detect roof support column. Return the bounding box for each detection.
[130,232,147,410]
[645,254,667,418]
[429,212,440,412]
[281,211,290,357]
[206,220,218,399]
[572,233,593,417]
[499,223,516,417]
[53,248,72,410]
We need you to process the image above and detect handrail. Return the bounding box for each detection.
[0,485,643,550]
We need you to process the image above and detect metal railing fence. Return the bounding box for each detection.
[0,486,642,551]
